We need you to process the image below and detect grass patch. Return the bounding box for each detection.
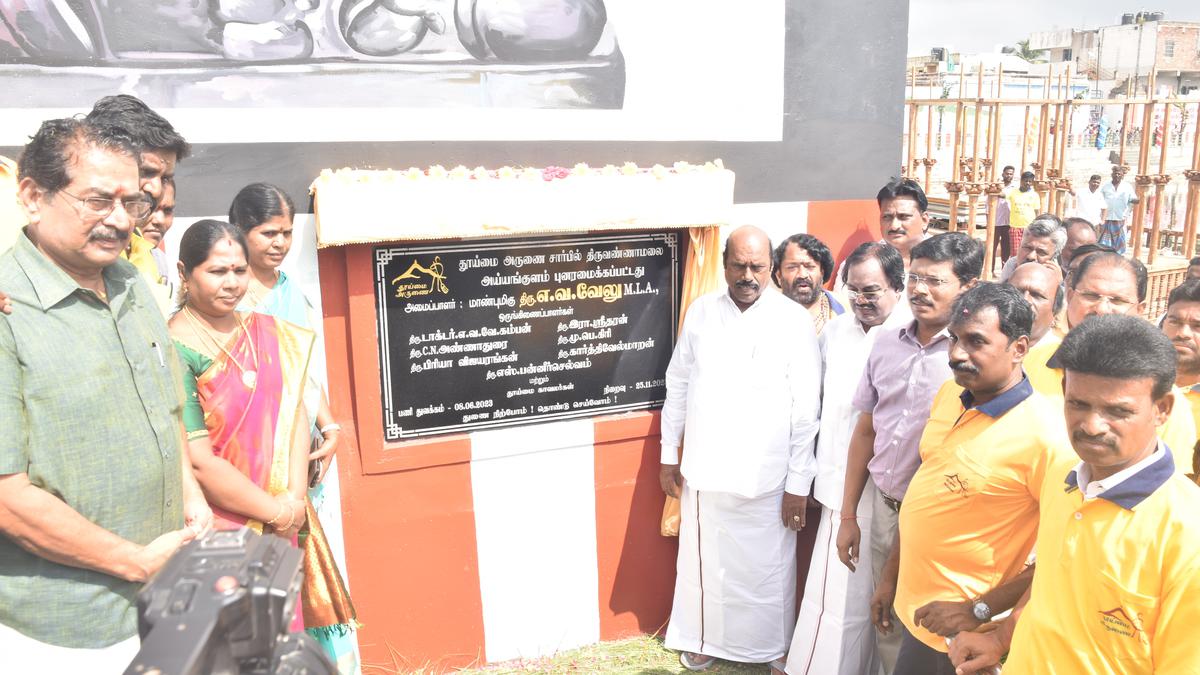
[450,635,768,674]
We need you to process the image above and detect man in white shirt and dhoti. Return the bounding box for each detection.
[659,225,821,672]
[785,242,910,675]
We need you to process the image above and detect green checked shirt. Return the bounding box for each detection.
[0,232,184,648]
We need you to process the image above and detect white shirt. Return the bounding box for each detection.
[1074,444,1165,501]
[1100,180,1136,222]
[1072,186,1105,226]
[660,289,821,498]
[812,302,912,511]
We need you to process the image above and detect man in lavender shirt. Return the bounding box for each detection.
[832,232,983,672]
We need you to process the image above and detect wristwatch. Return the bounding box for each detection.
[971,599,993,622]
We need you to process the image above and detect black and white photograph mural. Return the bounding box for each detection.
[0,0,624,109]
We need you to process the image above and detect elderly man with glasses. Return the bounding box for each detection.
[0,117,211,671]
[1025,252,1197,459]
[833,232,983,673]
[997,214,1067,283]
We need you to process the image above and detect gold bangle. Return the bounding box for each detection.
[265,501,287,527]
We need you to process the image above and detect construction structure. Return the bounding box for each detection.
[903,64,1200,318]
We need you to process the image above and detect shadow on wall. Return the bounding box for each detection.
[0,0,624,108]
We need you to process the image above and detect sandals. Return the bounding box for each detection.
[679,651,717,671]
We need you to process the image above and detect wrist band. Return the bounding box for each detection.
[319,423,341,436]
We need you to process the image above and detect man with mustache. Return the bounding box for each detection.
[660,225,821,672]
[950,315,1200,674]
[997,214,1066,283]
[1007,171,1042,259]
[1099,164,1138,255]
[1059,217,1098,274]
[86,95,190,315]
[1161,278,1200,479]
[834,232,983,672]
[993,165,1015,263]
[1006,262,1064,348]
[834,179,930,297]
[1025,251,1197,459]
[0,118,211,669]
[786,242,909,675]
[774,233,844,334]
[880,283,1073,674]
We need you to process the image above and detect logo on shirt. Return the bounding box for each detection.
[1098,607,1145,641]
[943,473,970,497]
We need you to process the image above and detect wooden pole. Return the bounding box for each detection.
[1148,101,1172,263]
[1159,100,1171,175]
[967,190,980,235]
[953,100,965,181]
[990,65,1004,181]
[1131,99,1155,259]
[1021,104,1031,172]
[1119,103,1131,169]
[907,102,918,177]
[984,187,1001,279]
[972,66,984,181]
[1038,102,1051,178]
[947,185,962,232]
[1193,101,1200,171]
[1048,102,1060,214]
[925,102,935,193]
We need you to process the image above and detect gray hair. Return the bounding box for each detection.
[1025,214,1067,258]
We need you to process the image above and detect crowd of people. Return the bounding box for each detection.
[0,97,357,672]
[659,178,1200,674]
[2,91,1200,675]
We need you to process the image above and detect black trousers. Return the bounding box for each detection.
[996,225,1012,262]
[892,625,956,675]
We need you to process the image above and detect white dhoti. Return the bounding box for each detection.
[785,484,882,675]
[665,482,797,664]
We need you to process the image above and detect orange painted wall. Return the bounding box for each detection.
[807,198,882,273]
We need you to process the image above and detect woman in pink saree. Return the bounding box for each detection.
[167,220,356,670]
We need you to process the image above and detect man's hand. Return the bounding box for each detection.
[836,518,861,572]
[781,492,808,530]
[127,527,196,583]
[948,631,1005,674]
[182,495,213,538]
[870,579,897,635]
[0,289,10,314]
[309,430,339,484]
[914,600,981,637]
[659,463,682,498]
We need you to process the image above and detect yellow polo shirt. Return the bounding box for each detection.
[120,231,173,315]
[895,377,1072,652]
[1008,188,1042,229]
[1025,337,1198,460]
[1005,448,1200,673]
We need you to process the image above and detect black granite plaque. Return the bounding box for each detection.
[373,232,680,440]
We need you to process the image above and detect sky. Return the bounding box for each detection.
[908,0,1200,56]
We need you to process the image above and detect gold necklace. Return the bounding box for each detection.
[183,307,259,389]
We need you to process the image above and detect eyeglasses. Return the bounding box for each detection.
[1074,290,1136,311]
[57,188,153,220]
[847,288,888,302]
[906,272,950,289]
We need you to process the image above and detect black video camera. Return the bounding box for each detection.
[124,528,334,675]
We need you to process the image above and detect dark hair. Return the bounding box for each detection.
[178,219,249,275]
[16,117,137,194]
[1054,314,1176,400]
[85,95,190,160]
[841,241,905,291]
[876,177,928,213]
[772,233,834,284]
[910,232,984,284]
[1003,165,1015,172]
[950,282,1033,342]
[1089,174,1102,181]
[228,183,296,233]
[1020,170,1036,180]
[1168,278,1200,308]
[1189,256,1200,267]
[1071,251,1148,303]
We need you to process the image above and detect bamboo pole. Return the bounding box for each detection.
[1119,103,1131,169]
[953,100,965,181]
[984,188,1000,280]
[925,102,935,193]
[1021,104,1031,172]
[907,102,918,177]
[1193,101,1200,171]
[1048,101,1060,214]
[972,66,984,181]
[990,65,1004,181]
[1148,101,1172,263]
[1038,102,1051,178]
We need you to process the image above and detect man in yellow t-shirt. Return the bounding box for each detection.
[876,283,1072,674]
[950,315,1200,674]
[1026,251,1197,455]
[1162,278,1200,478]
[1007,171,1042,249]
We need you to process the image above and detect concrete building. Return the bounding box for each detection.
[1030,11,1200,96]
